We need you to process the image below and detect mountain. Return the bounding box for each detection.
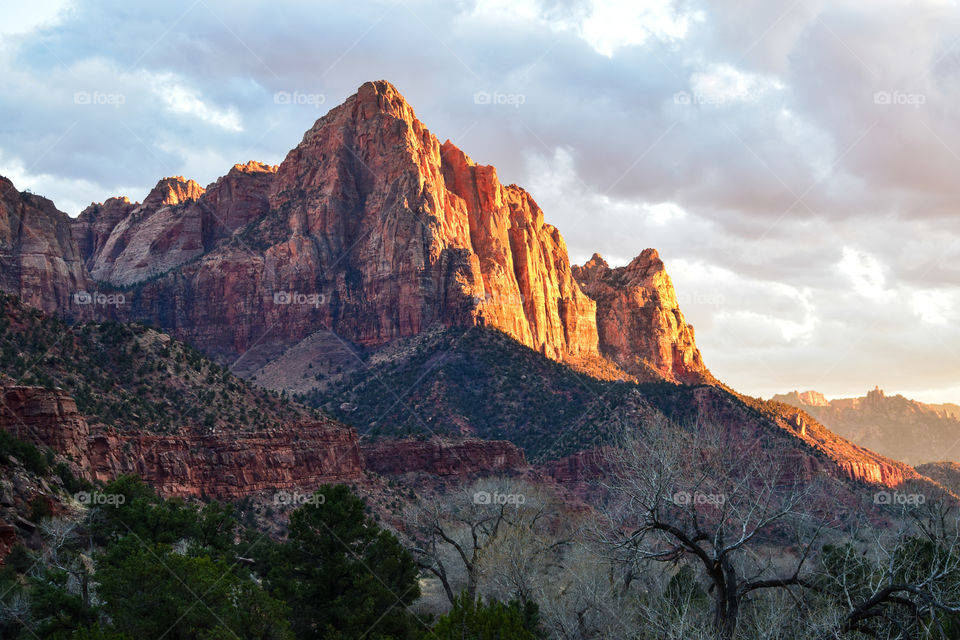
[21,80,710,385]
[573,251,711,384]
[288,323,928,495]
[0,292,310,434]
[0,289,931,503]
[772,387,960,465]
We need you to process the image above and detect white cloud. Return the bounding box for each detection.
[690,64,783,104]
[579,0,698,56]
[912,290,951,325]
[644,201,686,225]
[0,150,140,215]
[838,246,894,302]
[0,0,70,36]
[147,72,243,132]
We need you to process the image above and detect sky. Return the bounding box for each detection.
[2,0,959,404]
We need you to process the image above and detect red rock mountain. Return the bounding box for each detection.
[54,81,711,383]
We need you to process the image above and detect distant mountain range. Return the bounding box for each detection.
[772,388,960,465]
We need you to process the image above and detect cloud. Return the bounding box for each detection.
[147,71,244,132]
[838,246,894,302]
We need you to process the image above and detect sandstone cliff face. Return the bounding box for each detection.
[1,82,710,385]
[73,164,277,287]
[0,387,91,468]
[199,161,278,245]
[80,177,207,285]
[361,437,527,476]
[71,196,136,265]
[774,389,830,407]
[439,142,600,361]
[87,421,364,499]
[572,251,711,383]
[0,177,90,318]
[0,385,536,499]
[0,385,365,499]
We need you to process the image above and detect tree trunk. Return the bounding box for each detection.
[711,559,739,640]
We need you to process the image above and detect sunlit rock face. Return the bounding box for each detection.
[573,251,712,384]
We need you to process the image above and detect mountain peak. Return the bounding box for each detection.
[584,253,609,270]
[230,160,278,175]
[572,250,712,384]
[351,80,419,124]
[143,176,205,207]
[4,79,713,389]
[870,385,885,396]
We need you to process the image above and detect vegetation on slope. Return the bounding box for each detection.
[295,326,690,460]
[0,292,314,433]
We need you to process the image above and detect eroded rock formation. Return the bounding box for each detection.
[87,421,365,499]
[573,251,711,383]
[73,164,277,287]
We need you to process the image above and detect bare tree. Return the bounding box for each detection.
[599,415,830,640]
[406,477,569,608]
[38,517,94,609]
[819,500,960,638]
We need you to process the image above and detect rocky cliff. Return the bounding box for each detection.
[0,177,90,319]
[87,421,365,499]
[0,385,539,499]
[573,251,712,383]
[0,384,363,499]
[0,386,91,468]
